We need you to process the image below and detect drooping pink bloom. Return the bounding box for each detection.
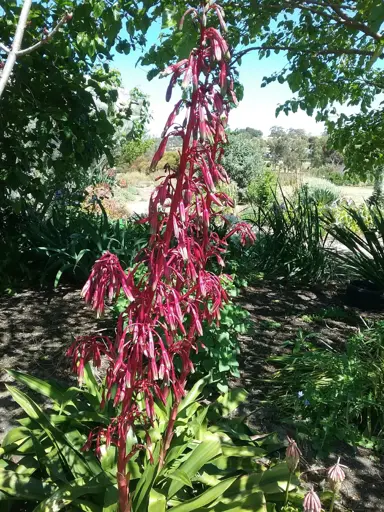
[303,488,322,512]
[81,251,134,317]
[71,4,256,510]
[285,436,302,473]
[327,457,347,491]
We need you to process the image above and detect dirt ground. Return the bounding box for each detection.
[0,282,383,510]
[125,183,374,216]
[0,287,109,438]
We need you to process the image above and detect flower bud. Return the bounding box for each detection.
[303,489,322,512]
[285,436,301,473]
[327,457,347,492]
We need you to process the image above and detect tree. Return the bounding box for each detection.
[235,127,263,138]
[222,131,265,190]
[0,0,149,213]
[308,135,344,169]
[247,1,384,196]
[267,127,309,172]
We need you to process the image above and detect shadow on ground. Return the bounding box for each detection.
[0,286,111,437]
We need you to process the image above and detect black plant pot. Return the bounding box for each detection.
[345,279,384,310]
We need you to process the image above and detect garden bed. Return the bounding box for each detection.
[0,282,383,510]
[237,280,384,511]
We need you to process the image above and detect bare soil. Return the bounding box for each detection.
[0,287,110,439]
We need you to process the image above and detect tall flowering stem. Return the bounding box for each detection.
[67,3,255,511]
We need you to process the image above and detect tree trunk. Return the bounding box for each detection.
[370,166,384,205]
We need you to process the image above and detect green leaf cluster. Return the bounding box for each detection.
[0,369,303,511]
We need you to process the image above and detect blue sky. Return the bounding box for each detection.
[112,23,326,137]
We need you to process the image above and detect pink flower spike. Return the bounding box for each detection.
[303,488,322,512]
[179,7,198,30]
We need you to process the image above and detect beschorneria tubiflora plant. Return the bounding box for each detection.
[67,3,255,511]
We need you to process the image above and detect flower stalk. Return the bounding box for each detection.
[67,3,255,510]
[284,436,301,505]
[327,457,347,512]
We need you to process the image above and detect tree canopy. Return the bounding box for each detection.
[0,0,151,212]
[137,1,384,182]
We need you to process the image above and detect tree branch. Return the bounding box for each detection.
[0,1,71,99]
[267,1,383,43]
[17,13,70,56]
[0,0,32,98]
[329,3,383,42]
[0,43,10,53]
[232,44,382,64]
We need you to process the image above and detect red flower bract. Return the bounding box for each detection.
[68,4,255,511]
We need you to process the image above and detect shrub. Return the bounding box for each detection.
[244,189,332,284]
[0,369,302,511]
[158,150,180,170]
[299,178,340,207]
[269,322,384,451]
[324,203,384,289]
[118,138,155,167]
[313,164,371,186]
[222,132,265,191]
[246,170,278,218]
[24,204,149,286]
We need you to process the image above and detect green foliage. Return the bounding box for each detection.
[118,139,155,168]
[267,128,308,172]
[313,164,363,186]
[234,127,263,139]
[159,151,181,170]
[269,323,384,452]
[0,1,151,216]
[0,370,302,510]
[222,132,265,191]
[1,201,149,287]
[246,170,278,211]
[324,203,384,288]
[191,279,249,393]
[255,2,384,181]
[244,190,332,284]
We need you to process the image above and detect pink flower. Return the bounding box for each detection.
[72,6,257,506]
[328,457,347,491]
[285,436,302,473]
[303,488,322,512]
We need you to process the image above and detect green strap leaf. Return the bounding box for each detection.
[169,476,238,512]
[178,374,211,412]
[32,477,105,512]
[102,484,119,512]
[167,438,222,498]
[0,469,56,500]
[165,469,193,488]
[6,370,65,404]
[149,488,166,512]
